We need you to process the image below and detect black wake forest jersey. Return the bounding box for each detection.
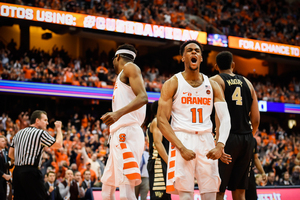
[219,73,253,135]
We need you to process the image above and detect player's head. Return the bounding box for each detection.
[151,100,159,116]
[113,44,137,62]
[180,40,203,71]
[216,51,233,70]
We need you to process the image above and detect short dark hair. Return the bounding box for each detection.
[151,101,159,116]
[47,171,56,177]
[216,51,233,70]
[83,170,91,175]
[180,40,203,56]
[30,110,47,124]
[116,44,137,61]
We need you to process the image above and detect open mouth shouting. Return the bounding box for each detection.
[191,56,198,64]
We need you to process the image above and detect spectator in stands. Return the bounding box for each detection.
[73,171,85,199]
[146,66,159,82]
[291,165,300,185]
[279,171,293,185]
[82,170,94,190]
[255,174,266,187]
[58,169,74,199]
[266,171,278,186]
[41,150,54,177]
[45,171,63,200]
[80,162,97,182]
[71,113,81,131]
[58,169,85,200]
[81,144,101,179]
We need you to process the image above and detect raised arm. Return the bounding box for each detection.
[157,76,195,161]
[151,118,168,163]
[51,121,63,149]
[101,63,148,126]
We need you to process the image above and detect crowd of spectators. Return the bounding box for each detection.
[5,0,300,46]
[1,40,300,103]
[248,73,300,104]
[254,126,300,186]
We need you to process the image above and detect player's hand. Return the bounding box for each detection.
[54,121,62,129]
[101,112,120,126]
[220,150,232,164]
[179,146,196,161]
[262,173,267,182]
[206,143,224,160]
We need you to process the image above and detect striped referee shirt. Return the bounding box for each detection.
[11,126,56,167]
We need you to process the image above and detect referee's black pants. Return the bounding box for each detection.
[13,166,47,200]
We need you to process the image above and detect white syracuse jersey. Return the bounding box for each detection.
[110,67,146,133]
[171,72,213,134]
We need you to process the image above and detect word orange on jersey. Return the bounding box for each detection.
[181,97,211,105]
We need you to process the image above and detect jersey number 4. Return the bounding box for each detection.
[191,108,203,123]
[232,87,242,105]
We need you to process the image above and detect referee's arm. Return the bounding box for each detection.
[50,121,63,149]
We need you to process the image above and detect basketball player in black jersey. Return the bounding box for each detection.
[147,101,171,200]
[210,51,260,200]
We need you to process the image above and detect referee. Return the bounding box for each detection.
[8,110,63,200]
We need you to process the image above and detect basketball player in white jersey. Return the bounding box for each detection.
[101,44,148,200]
[157,40,232,200]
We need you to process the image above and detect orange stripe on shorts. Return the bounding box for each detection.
[169,160,175,168]
[123,152,134,159]
[126,173,141,180]
[171,150,176,157]
[120,143,127,149]
[166,185,175,193]
[168,171,174,180]
[124,161,138,169]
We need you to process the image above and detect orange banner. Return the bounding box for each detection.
[0,3,207,44]
[229,36,300,58]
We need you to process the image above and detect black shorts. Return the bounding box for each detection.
[219,133,254,192]
[147,158,171,200]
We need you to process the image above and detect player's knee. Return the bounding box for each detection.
[119,194,136,200]
[101,191,111,200]
[179,191,193,200]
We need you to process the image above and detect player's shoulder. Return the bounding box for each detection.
[160,75,178,97]
[163,74,178,86]
[241,76,254,89]
[209,74,224,85]
[123,62,141,73]
[208,77,219,88]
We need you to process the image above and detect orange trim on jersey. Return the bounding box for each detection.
[123,152,134,159]
[169,160,175,168]
[168,171,175,179]
[124,161,139,169]
[166,185,175,193]
[126,173,141,180]
[171,150,176,157]
[120,143,127,149]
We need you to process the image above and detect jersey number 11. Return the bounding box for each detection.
[191,108,203,123]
